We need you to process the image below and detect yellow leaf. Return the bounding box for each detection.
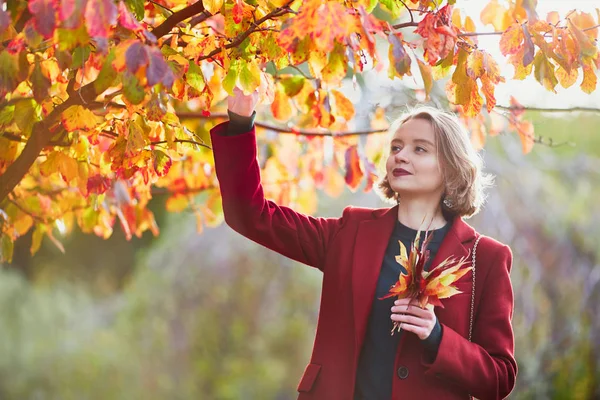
[464,16,476,33]
[166,194,189,212]
[466,50,485,80]
[556,65,578,88]
[509,47,534,80]
[62,105,98,131]
[308,49,327,79]
[533,50,558,92]
[417,58,433,97]
[39,152,79,182]
[202,0,223,15]
[581,57,597,94]
[480,0,511,31]
[322,43,347,85]
[331,90,354,121]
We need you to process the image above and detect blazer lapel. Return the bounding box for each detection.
[351,205,398,357]
[427,216,476,271]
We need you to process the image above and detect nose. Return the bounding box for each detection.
[394,147,409,164]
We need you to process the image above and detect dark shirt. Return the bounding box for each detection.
[354,219,449,400]
[219,110,448,400]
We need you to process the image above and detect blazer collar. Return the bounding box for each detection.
[351,205,477,356]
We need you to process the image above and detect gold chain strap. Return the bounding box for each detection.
[468,235,481,342]
[468,235,482,400]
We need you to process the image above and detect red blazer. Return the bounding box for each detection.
[211,123,517,400]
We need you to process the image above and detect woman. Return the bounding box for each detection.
[210,87,517,400]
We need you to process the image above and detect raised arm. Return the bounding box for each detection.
[210,88,348,271]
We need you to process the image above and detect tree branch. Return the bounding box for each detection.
[495,105,600,113]
[197,1,294,62]
[151,1,207,39]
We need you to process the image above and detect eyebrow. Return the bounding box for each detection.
[391,138,435,147]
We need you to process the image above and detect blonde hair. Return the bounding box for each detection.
[376,105,494,219]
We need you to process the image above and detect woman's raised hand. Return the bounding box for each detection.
[227,86,260,117]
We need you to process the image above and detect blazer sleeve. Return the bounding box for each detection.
[422,244,517,400]
[210,121,348,271]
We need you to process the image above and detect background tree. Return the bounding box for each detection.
[0,0,598,263]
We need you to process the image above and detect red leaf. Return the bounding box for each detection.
[152,150,172,177]
[125,42,149,74]
[85,0,118,38]
[87,175,112,195]
[28,0,57,39]
[344,145,364,191]
[147,47,174,88]
[118,1,143,32]
[60,0,88,29]
[233,0,244,24]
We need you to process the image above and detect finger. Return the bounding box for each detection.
[395,322,428,339]
[390,313,428,327]
[391,305,434,319]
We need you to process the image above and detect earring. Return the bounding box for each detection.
[443,197,453,208]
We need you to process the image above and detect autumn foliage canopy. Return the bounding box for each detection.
[0,0,598,262]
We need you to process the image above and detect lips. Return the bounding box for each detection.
[392,168,412,177]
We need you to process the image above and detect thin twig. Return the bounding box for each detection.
[398,0,414,24]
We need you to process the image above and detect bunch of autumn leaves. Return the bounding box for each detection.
[380,227,472,335]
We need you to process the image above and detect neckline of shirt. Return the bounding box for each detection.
[392,219,452,243]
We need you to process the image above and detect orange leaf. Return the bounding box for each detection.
[517,120,534,154]
[271,85,293,121]
[581,57,597,94]
[499,24,524,56]
[344,145,363,191]
[331,90,354,122]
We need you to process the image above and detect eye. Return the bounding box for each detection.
[415,146,427,153]
[390,145,401,153]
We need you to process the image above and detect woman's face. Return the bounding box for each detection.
[385,118,445,201]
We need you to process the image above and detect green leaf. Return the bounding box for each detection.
[0,50,19,97]
[125,0,145,20]
[379,0,402,19]
[94,49,118,94]
[202,0,224,15]
[238,60,261,95]
[31,63,51,103]
[57,25,90,51]
[72,46,91,69]
[30,224,45,255]
[187,61,206,92]
[123,72,145,105]
[14,99,37,137]
[1,234,13,263]
[0,105,15,127]
[223,60,240,95]
[280,75,305,97]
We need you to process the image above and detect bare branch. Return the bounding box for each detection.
[398,0,415,24]
[495,105,600,114]
[151,1,206,39]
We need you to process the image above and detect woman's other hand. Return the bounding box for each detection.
[228,86,259,117]
[391,298,437,340]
